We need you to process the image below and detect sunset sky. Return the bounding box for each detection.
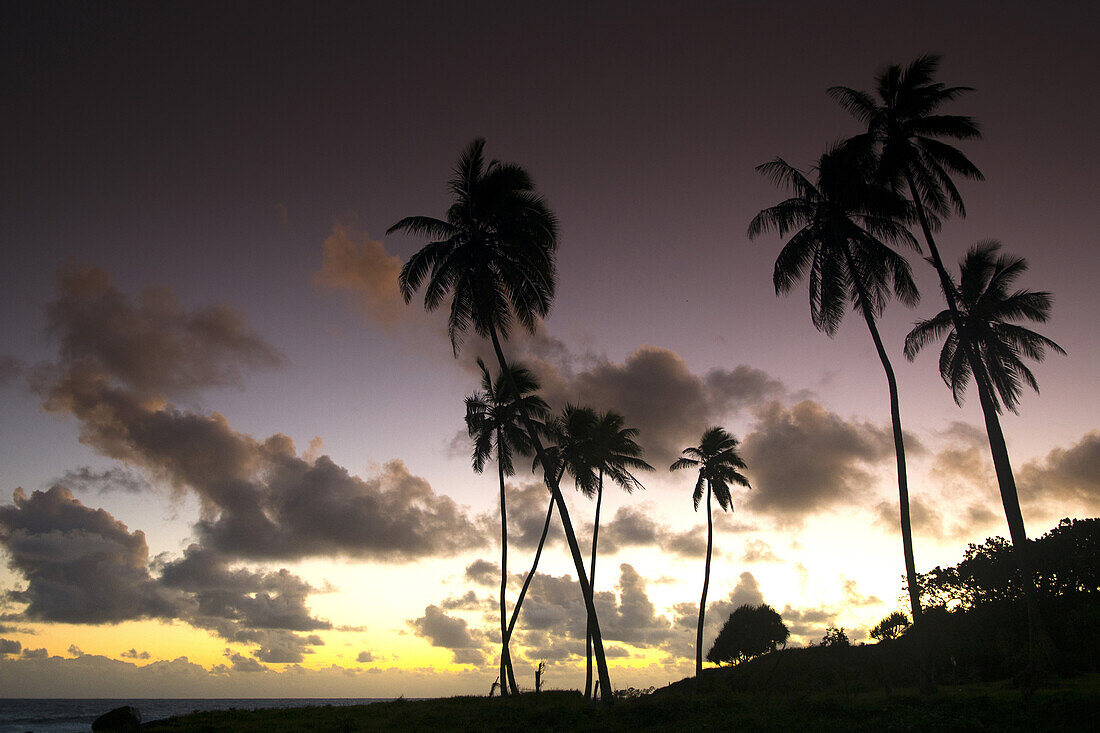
[1,1,1097,697]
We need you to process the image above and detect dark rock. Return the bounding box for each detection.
[91,705,141,732]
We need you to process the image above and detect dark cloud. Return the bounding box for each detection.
[0,639,20,655]
[0,488,329,664]
[0,486,181,623]
[158,544,331,633]
[0,356,23,389]
[596,564,675,647]
[120,648,151,660]
[45,263,283,399]
[33,266,484,563]
[464,560,500,587]
[1019,431,1100,511]
[407,605,487,666]
[21,647,47,659]
[529,347,785,468]
[68,644,83,656]
[598,505,707,558]
[37,357,483,565]
[227,652,269,673]
[742,401,895,522]
[356,651,375,663]
[55,466,151,494]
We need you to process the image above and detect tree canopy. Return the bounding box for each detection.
[705,603,789,666]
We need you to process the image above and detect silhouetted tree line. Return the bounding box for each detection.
[902,518,1100,676]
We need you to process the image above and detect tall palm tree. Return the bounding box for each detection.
[748,145,926,626]
[390,138,615,701]
[503,404,599,676]
[905,242,1065,661]
[465,358,549,695]
[831,57,1050,662]
[583,410,653,699]
[670,427,751,682]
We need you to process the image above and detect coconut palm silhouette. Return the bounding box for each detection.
[670,427,751,684]
[390,138,614,700]
[749,145,925,626]
[465,358,549,695]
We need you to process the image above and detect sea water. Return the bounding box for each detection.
[0,698,392,732]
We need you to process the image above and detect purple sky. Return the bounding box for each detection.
[1,1,1097,696]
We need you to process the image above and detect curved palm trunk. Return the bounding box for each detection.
[497,448,518,696]
[488,325,614,702]
[584,471,604,700]
[904,173,1047,665]
[506,493,556,641]
[697,481,714,686]
[841,248,922,624]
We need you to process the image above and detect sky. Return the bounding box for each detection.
[1,1,1098,697]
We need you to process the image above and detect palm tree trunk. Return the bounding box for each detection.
[584,471,604,700]
[497,445,518,696]
[505,488,557,641]
[904,172,1048,667]
[487,325,615,702]
[697,481,714,686]
[841,247,921,624]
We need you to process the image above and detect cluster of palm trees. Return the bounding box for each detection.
[389,56,1063,701]
[751,55,1063,669]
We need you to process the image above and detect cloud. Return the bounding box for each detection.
[598,504,708,558]
[464,560,500,587]
[1019,431,1100,512]
[529,346,785,468]
[42,262,283,400]
[840,577,881,607]
[0,639,20,655]
[356,651,375,663]
[55,466,151,494]
[407,605,487,665]
[873,495,999,542]
[670,571,767,659]
[68,644,84,657]
[227,652,269,673]
[780,604,840,641]
[0,486,181,624]
[0,356,23,389]
[21,647,47,659]
[0,488,329,663]
[120,648,151,660]
[312,224,408,331]
[158,544,331,633]
[33,267,485,563]
[741,400,895,522]
[741,539,781,563]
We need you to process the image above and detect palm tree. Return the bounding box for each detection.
[748,145,926,626]
[502,404,599,677]
[584,410,653,699]
[831,57,1050,663]
[465,358,549,695]
[905,241,1065,662]
[390,138,615,701]
[905,242,1065,412]
[670,427,751,683]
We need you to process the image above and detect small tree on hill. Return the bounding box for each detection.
[706,603,789,665]
[871,611,910,641]
[821,627,850,648]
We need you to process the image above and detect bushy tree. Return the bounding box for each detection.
[871,611,910,641]
[705,603,789,665]
[821,627,850,648]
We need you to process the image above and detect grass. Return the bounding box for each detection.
[142,673,1099,732]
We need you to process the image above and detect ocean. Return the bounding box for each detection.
[0,698,393,732]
